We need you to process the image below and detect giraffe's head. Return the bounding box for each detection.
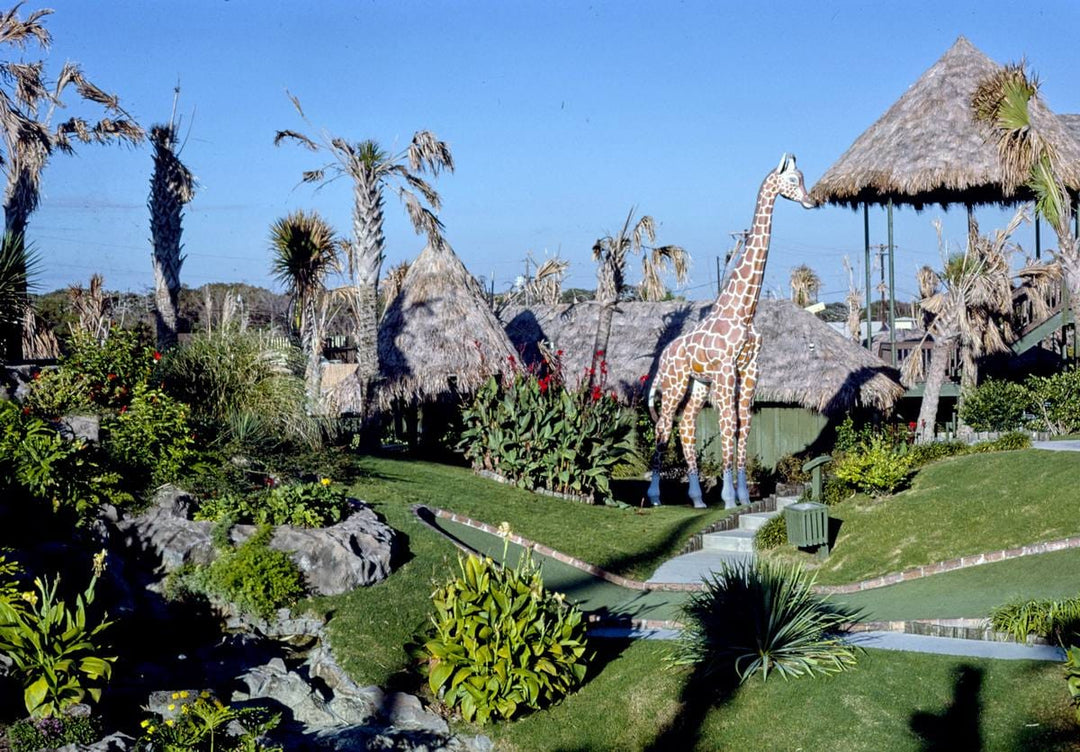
[774,153,816,209]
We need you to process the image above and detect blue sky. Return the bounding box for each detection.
[22,0,1080,307]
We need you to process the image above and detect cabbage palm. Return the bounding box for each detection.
[269,209,340,402]
[905,211,1023,443]
[590,208,688,384]
[972,63,1078,304]
[789,263,821,308]
[275,95,453,415]
[0,5,142,357]
[148,112,195,350]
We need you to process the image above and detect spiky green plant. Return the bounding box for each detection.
[670,559,862,683]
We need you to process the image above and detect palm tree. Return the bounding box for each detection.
[972,63,1078,305]
[275,94,453,414]
[842,256,862,341]
[269,209,341,402]
[905,211,1023,443]
[148,95,196,351]
[789,264,822,308]
[590,208,688,384]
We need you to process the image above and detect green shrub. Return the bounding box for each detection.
[906,440,968,468]
[197,527,306,620]
[159,331,324,450]
[103,385,195,488]
[755,514,788,550]
[458,362,634,502]
[670,559,862,683]
[774,453,810,485]
[959,379,1030,432]
[989,597,1080,643]
[831,435,913,497]
[26,327,156,415]
[822,474,854,506]
[422,550,590,724]
[0,401,125,518]
[134,691,281,752]
[972,431,1031,452]
[0,551,115,718]
[7,713,101,752]
[1024,368,1080,435]
[195,480,351,528]
[1065,646,1080,725]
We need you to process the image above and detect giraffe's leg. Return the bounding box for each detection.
[647,374,681,506]
[677,380,709,508]
[712,371,738,508]
[735,335,763,505]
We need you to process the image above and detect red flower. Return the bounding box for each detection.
[538,376,550,393]
[32,371,40,380]
[590,385,602,401]
[556,349,564,357]
[908,421,917,431]
[609,390,618,401]
[595,349,605,357]
[508,355,516,365]
[153,351,162,361]
[106,373,117,381]
[640,374,649,383]
[119,405,128,414]
[21,406,30,415]
[600,360,608,376]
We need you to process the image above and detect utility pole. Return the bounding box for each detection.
[719,230,748,295]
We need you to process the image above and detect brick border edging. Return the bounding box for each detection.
[815,536,1080,594]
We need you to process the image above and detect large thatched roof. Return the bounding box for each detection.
[1062,114,1080,147]
[331,242,516,411]
[811,37,1080,209]
[501,300,904,414]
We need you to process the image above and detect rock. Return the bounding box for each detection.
[117,487,395,596]
[381,692,450,735]
[57,414,100,443]
[56,732,136,751]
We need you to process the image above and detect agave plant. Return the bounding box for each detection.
[670,558,862,683]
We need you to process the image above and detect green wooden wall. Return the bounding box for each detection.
[693,402,831,470]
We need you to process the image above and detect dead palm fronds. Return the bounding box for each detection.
[841,256,863,341]
[790,264,822,308]
[21,306,57,358]
[380,261,410,314]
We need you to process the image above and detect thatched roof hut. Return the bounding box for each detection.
[1061,114,1080,147]
[501,300,903,414]
[811,36,1080,209]
[330,242,516,411]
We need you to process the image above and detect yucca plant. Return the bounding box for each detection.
[422,550,589,724]
[670,558,862,683]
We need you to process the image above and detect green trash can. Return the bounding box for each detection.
[784,502,829,551]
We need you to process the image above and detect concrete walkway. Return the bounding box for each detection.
[1032,440,1080,452]
[846,631,1066,661]
[646,549,753,585]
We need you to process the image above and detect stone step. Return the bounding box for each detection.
[738,511,780,531]
[701,528,757,553]
[775,495,801,512]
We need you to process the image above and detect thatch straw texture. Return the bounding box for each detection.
[502,300,903,414]
[811,37,1080,209]
[363,242,516,408]
[1061,114,1080,148]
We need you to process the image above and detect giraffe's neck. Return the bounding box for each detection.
[715,175,780,325]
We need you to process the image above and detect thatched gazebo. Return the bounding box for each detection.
[502,299,903,467]
[811,36,1080,361]
[811,36,1080,209]
[328,242,515,423]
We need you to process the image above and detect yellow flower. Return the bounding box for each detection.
[167,703,175,711]
[171,692,179,699]
[165,720,174,727]
[140,720,150,728]
[92,549,108,578]
[497,521,512,538]
[320,477,331,486]
[178,690,189,698]
[147,726,156,734]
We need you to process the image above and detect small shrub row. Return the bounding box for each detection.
[194,480,351,528]
[7,714,100,752]
[989,596,1080,644]
[961,370,1080,435]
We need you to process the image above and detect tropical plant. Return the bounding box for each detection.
[1024,368,1080,435]
[458,358,634,502]
[789,263,822,307]
[148,99,196,351]
[275,96,453,416]
[0,551,115,718]
[959,378,1030,432]
[194,479,350,529]
[590,208,688,384]
[269,209,340,402]
[0,232,38,355]
[102,384,195,489]
[670,558,862,683]
[905,210,1024,443]
[134,691,282,752]
[0,4,142,357]
[989,596,1080,644]
[1065,645,1080,725]
[422,550,590,724]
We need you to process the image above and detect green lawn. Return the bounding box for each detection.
[489,640,1076,751]
[789,449,1080,586]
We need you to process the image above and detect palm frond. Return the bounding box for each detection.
[408,129,454,176]
[0,5,52,50]
[274,129,319,150]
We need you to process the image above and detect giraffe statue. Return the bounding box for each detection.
[646,153,816,509]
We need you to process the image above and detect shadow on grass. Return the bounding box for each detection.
[643,663,739,751]
[910,664,983,751]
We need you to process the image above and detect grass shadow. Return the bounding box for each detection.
[643,662,739,751]
[909,664,984,751]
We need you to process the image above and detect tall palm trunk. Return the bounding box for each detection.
[916,333,955,444]
[149,124,194,351]
[350,168,385,414]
